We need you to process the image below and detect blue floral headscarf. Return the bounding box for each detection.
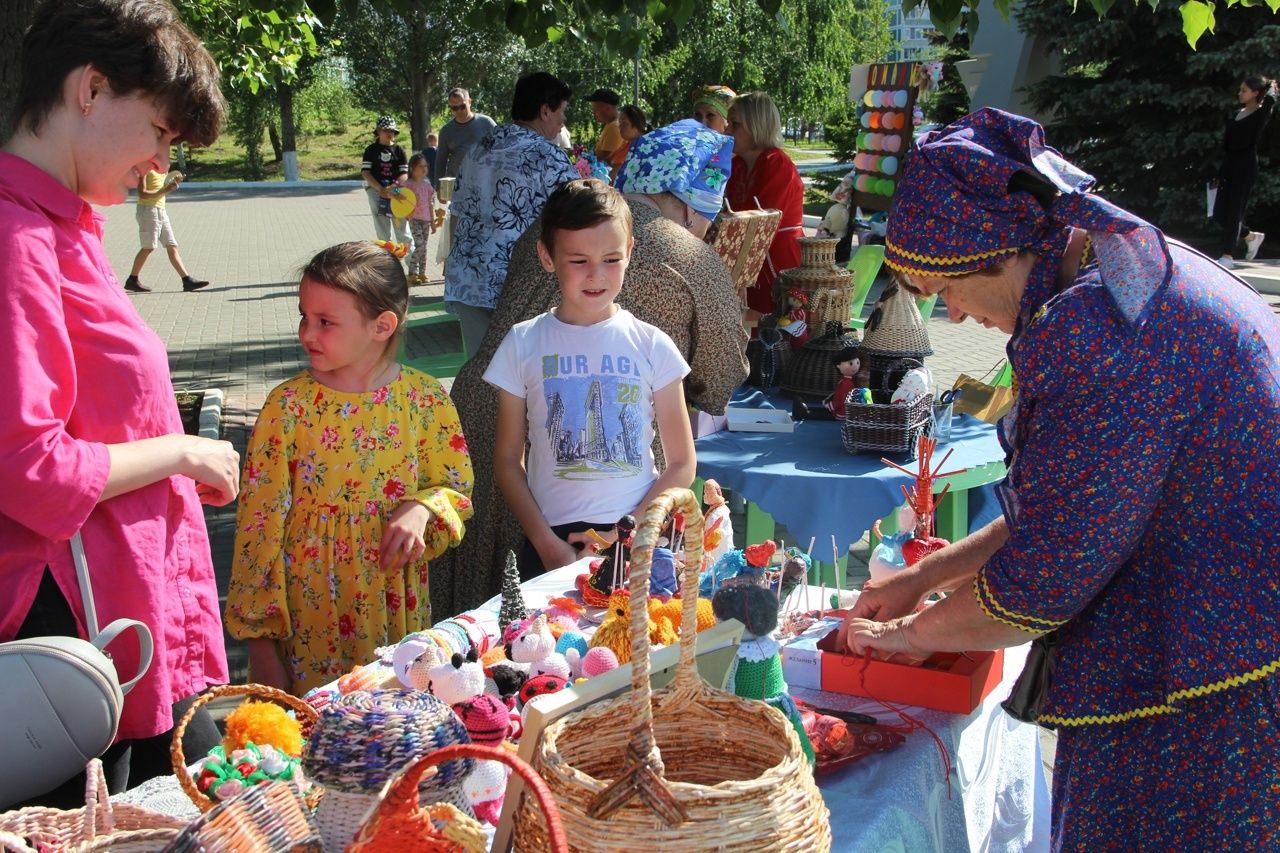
[616,119,733,220]
[885,108,1171,328]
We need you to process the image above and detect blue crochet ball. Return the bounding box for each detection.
[555,631,589,658]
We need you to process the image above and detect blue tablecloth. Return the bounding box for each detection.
[696,389,1005,550]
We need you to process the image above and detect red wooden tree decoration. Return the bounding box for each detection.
[880,435,966,563]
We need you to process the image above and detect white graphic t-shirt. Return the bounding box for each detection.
[484,308,690,527]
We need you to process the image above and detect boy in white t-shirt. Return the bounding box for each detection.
[485,179,696,578]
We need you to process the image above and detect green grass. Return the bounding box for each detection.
[183,121,376,182]
[784,147,835,162]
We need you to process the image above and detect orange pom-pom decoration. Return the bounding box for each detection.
[222,700,303,757]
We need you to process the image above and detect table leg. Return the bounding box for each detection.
[935,487,969,542]
[744,501,776,548]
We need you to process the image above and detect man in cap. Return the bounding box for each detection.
[361,115,410,243]
[585,88,622,161]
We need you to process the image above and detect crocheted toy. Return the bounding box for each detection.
[712,584,815,765]
[580,647,619,678]
[507,613,571,679]
[778,288,810,349]
[869,506,916,584]
[222,700,303,757]
[195,742,304,802]
[453,693,513,826]
[699,540,778,596]
[588,591,635,664]
[486,662,527,706]
[518,673,571,707]
[463,754,509,825]
[428,650,485,707]
[497,550,527,632]
[556,631,590,677]
[393,637,446,690]
[702,480,734,570]
[337,663,384,693]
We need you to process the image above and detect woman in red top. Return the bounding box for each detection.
[725,91,804,315]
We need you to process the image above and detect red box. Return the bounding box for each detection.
[816,630,1004,715]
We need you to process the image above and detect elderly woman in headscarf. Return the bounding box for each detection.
[431,119,747,613]
[838,109,1280,849]
[692,84,736,134]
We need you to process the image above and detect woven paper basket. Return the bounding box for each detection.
[859,279,932,360]
[161,780,322,853]
[0,758,184,853]
[349,743,567,853]
[171,683,321,814]
[841,358,933,457]
[514,488,831,853]
[780,321,860,399]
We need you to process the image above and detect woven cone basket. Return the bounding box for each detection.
[514,488,831,853]
[776,237,853,330]
[859,280,932,358]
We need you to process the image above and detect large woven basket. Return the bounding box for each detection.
[349,743,567,852]
[841,358,933,458]
[780,321,860,399]
[161,780,322,853]
[776,237,853,330]
[514,488,831,852]
[172,683,320,813]
[859,278,932,359]
[304,690,474,852]
[0,759,184,852]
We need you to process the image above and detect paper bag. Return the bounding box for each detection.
[951,373,1013,424]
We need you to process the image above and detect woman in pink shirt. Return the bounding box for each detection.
[0,0,239,805]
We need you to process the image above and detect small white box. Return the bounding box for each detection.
[781,631,825,690]
[726,407,795,433]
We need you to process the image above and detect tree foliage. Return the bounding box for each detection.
[1017,0,1280,242]
[179,0,321,94]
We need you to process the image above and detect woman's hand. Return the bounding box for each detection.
[838,615,928,664]
[180,436,240,506]
[380,501,433,572]
[848,569,929,622]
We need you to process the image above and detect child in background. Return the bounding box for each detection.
[124,169,209,293]
[226,241,474,694]
[361,116,410,245]
[485,179,696,579]
[402,153,436,285]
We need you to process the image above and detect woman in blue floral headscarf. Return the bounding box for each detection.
[839,108,1280,850]
[429,120,747,615]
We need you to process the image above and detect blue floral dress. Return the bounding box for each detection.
[443,124,578,311]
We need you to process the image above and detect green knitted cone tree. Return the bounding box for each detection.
[498,551,527,632]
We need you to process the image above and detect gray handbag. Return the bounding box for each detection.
[0,533,153,809]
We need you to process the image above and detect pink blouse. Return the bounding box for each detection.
[0,153,228,741]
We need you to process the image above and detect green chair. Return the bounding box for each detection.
[399,300,467,379]
[915,294,939,324]
[846,244,885,329]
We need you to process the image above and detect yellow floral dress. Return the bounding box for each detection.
[226,368,473,694]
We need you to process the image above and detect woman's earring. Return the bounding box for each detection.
[82,102,92,115]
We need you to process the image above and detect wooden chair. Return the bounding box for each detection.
[846,244,885,329]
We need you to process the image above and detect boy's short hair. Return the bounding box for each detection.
[426,133,438,144]
[16,0,224,146]
[448,87,470,101]
[539,179,633,256]
[511,71,571,123]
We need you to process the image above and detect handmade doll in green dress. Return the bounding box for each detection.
[712,583,815,764]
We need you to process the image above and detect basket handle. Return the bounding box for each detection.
[351,743,568,853]
[170,683,321,812]
[585,487,704,824]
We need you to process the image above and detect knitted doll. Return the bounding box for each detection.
[869,506,917,584]
[711,583,815,764]
[823,346,863,420]
[777,288,810,349]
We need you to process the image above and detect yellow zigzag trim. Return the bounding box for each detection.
[973,573,1066,631]
[885,238,1020,267]
[1040,704,1181,727]
[1035,657,1280,727]
[884,257,978,279]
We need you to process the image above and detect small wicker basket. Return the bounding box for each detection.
[0,758,184,853]
[171,683,320,814]
[780,322,860,399]
[776,237,854,330]
[514,488,831,852]
[841,358,933,458]
[161,780,322,853]
[349,743,567,853]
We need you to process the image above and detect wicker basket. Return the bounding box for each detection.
[514,488,831,853]
[841,359,933,458]
[303,690,474,852]
[859,279,932,360]
[161,781,322,853]
[349,743,567,853]
[776,237,853,330]
[171,683,320,814]
[781,322,860,399]
[0,759,185,852]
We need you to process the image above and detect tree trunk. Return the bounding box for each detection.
[406,12,429,152]
[267,122,283,162]
[278,80,299,181]
[0,0,39,143]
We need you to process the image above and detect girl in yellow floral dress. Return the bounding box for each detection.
[226,242,473,694]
